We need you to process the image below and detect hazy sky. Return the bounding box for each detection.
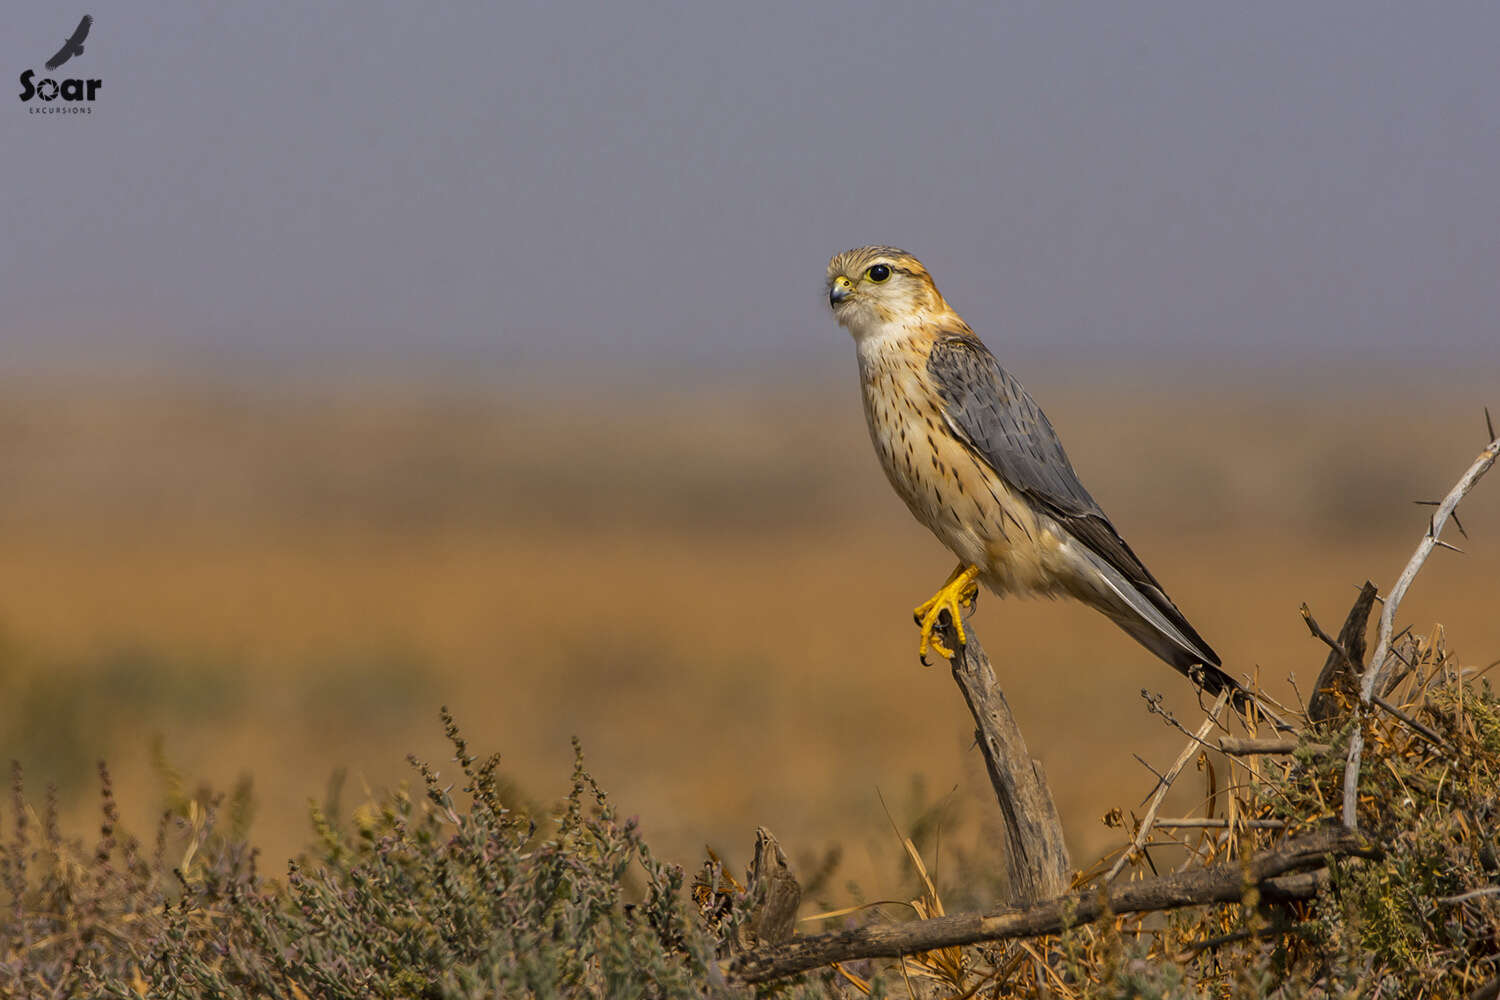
[5,2,1498,377]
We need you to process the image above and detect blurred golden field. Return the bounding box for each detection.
[1,370,1496,900]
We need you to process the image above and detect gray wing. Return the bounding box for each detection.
[927,335,1224,673]
[926,334,1147,583]
[928,336,1105,521]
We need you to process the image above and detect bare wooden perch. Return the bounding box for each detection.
[1342,423,1500,829]
[732,826,1374,983]
[932,610,1072,905]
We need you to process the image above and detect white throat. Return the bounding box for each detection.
[850,312,933,373]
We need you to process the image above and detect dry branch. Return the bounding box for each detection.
[1305,582,1377,723]
[1369,693,1452,752]
[743,828,801,948]
[1343,427,1500,828]
[1218,736,1328,756]
[1153,818,1286,830]
[935,611,1072,905]
[1103,690,1230,883]
[732,827,1374,984]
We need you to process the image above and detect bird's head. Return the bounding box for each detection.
[826,246,960,342]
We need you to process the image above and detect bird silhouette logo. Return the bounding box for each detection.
[18,14,102,109]
[44,16,93,71]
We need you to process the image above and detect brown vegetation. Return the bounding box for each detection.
[0,372,1495,897]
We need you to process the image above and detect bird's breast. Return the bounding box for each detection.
[857,342,1054,597]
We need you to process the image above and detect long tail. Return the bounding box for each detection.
[1077,549,1287,728]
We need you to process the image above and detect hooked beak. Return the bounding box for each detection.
[829,275,853,307]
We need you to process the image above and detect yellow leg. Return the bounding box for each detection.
[912,564,981,662]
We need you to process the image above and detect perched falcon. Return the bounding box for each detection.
[827,245,1248,704]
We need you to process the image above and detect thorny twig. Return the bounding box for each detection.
[1141,689,1218,752]
[1106,689,1231,884]
[1132,754,1168,788]
[1302,604,1452,752]
[1343,415,1500,829]
[1414,500,1467,540]
[1299,604,1348,662]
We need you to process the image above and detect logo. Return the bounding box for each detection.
[18,15,100,114]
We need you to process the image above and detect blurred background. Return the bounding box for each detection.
[3,3,1497,897]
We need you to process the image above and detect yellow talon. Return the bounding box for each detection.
[913,564,981,663]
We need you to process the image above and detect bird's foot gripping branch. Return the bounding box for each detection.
[912,562,980,662]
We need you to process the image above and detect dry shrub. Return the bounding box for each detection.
[1,626,1496,998]
[811,623,1500,999]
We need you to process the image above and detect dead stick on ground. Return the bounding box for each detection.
[1104,689,1230,884]
[936,610,1071,904]
[732,827,1374,984]
[1343,425,1500,829]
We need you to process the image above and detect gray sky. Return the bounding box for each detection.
[5,2,1498,377]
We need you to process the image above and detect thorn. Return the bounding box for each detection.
[1413,500,1468,539]
[1132,753,1168,788]
[1433,538,1464,554]
[1486,405,1495,443]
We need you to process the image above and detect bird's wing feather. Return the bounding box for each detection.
[926,334,1221,669]
[69,16,93,46]
[932,338,1100,508]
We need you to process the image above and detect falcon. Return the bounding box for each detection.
[827,245,1248,704]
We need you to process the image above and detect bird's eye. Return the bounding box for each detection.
[866,264,891,283]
